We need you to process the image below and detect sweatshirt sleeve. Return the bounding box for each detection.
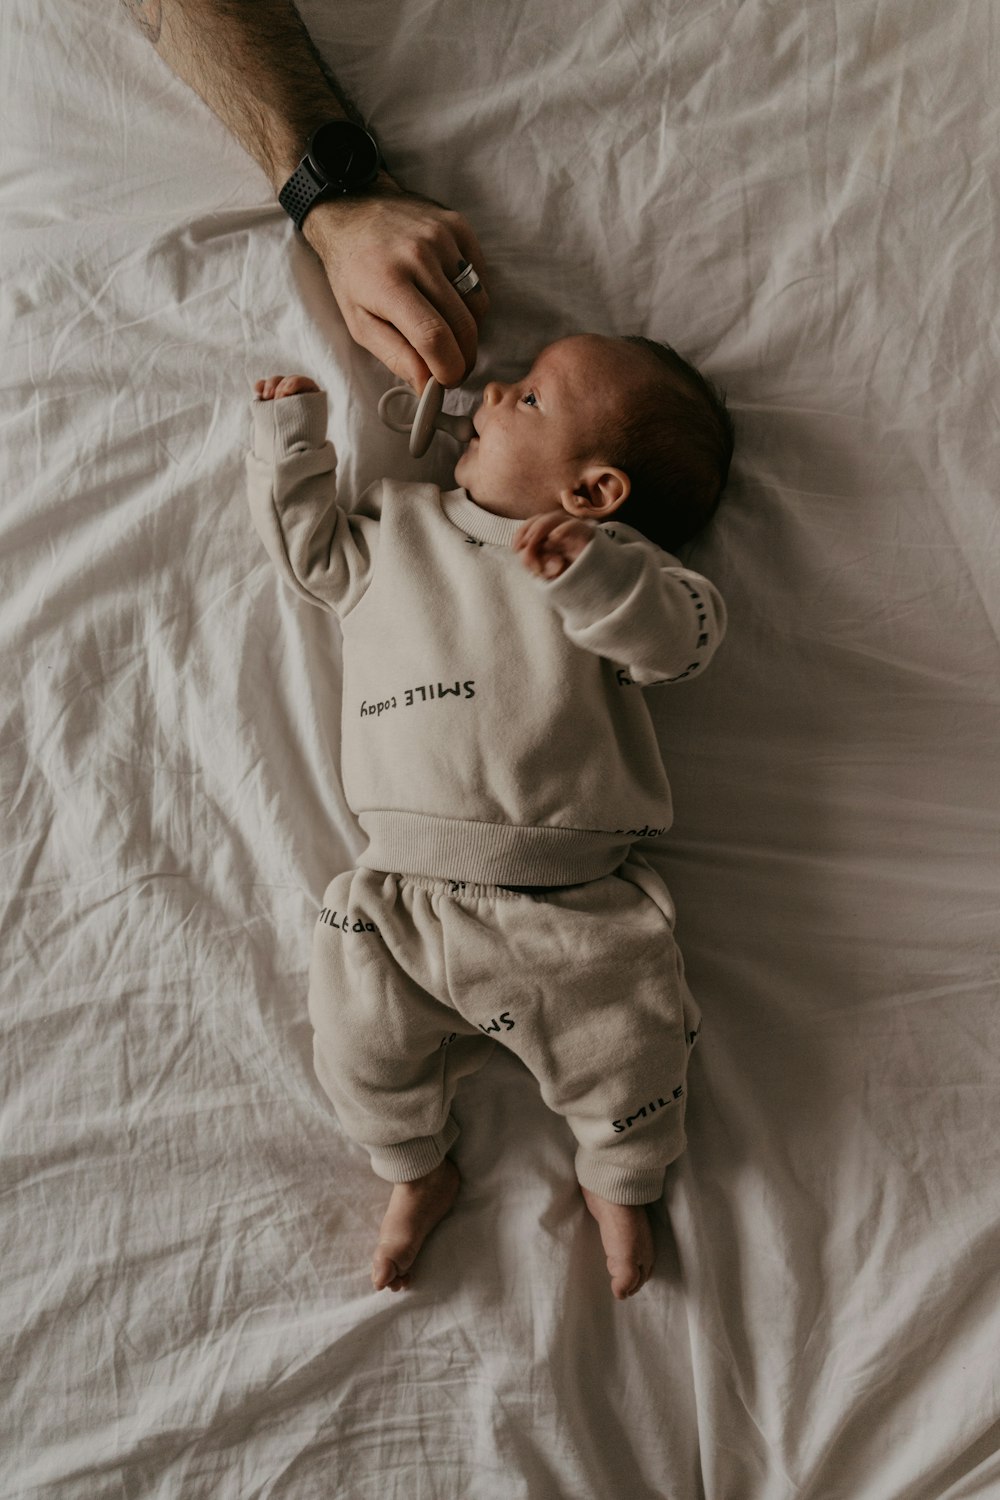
[539,525,727,685]
[244,390,380,618]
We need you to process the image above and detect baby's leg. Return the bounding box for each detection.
[308,869,492,1289]
[372,1157,461,1292]
[442,863,696,1299]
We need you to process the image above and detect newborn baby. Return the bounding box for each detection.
[246,333,732,1298]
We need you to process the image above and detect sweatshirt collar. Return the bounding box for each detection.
[441,489,523,548]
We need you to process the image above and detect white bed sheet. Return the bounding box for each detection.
[2,1,999,1496]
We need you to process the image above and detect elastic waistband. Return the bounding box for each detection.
[358,810,632,887]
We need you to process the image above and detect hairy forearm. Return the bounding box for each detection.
[119,0,393,192]
[121,0,484,388]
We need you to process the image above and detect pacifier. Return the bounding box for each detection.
[377,377,475,457]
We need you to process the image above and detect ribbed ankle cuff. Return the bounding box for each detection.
[367,1115,460,1183]
[575,1147,677,1206]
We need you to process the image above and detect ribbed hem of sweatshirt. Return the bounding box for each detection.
[250,390,329,464]
[574,1148,677,1207]
[366,1116,460,1183]
[358,811,633,886]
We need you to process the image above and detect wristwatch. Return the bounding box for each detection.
[278,120,381,231]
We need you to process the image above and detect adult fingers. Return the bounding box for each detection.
[372,275,475,389]
[411,262,484,384]
[352,306,433,392]
[401,200,490,337]
[388,221,489,386]
[450,222,491,324]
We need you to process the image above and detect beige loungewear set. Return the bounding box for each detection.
[245,390,727,1205]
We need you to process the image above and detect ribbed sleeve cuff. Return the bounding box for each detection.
[250,390,329,463]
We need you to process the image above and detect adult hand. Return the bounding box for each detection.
[303,186,490,392]
[120,0,488,388]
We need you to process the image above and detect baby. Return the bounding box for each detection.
[246,333,732,1299]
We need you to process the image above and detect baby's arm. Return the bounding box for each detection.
[245,376,381,617]
[517,514,727,686]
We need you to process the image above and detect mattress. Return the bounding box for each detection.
[2,1,998,1495]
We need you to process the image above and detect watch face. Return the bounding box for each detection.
[308,121,379,191]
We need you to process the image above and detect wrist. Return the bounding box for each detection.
[300,171,404,252]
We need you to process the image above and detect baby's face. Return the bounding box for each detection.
[454,334,637,521]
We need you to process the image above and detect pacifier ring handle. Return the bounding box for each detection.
[376,386,419,436]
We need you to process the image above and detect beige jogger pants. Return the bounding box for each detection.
[307,855,701,1206]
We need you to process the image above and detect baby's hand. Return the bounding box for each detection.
[513,511,596,580]
[254,375,321,400]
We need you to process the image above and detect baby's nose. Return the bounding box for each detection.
[482,381,504,406]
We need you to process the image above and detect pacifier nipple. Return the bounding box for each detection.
[377,378,476,458]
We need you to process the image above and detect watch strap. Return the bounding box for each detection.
[278,159,327,232]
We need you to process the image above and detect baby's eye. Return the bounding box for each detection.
[520,390,538,408]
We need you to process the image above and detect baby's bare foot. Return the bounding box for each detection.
[581,1186,655,1299]
[372,1157,460,1292]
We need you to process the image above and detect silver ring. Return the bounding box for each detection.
[450,260,482,298]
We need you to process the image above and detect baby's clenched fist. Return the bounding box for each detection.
[513,511,596,580]
[254,375,320,400]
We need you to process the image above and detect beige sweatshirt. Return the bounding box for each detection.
[245,390,727,886]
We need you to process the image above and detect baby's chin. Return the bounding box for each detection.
[454,449,550,520]
[454,450,499,513]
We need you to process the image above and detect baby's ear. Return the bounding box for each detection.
[565,465,630,518]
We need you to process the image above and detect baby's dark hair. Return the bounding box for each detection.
[596,337,734,553]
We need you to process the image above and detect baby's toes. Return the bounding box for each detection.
[608,1256,646,1300]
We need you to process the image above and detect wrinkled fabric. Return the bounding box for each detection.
[1,1,998,1497]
